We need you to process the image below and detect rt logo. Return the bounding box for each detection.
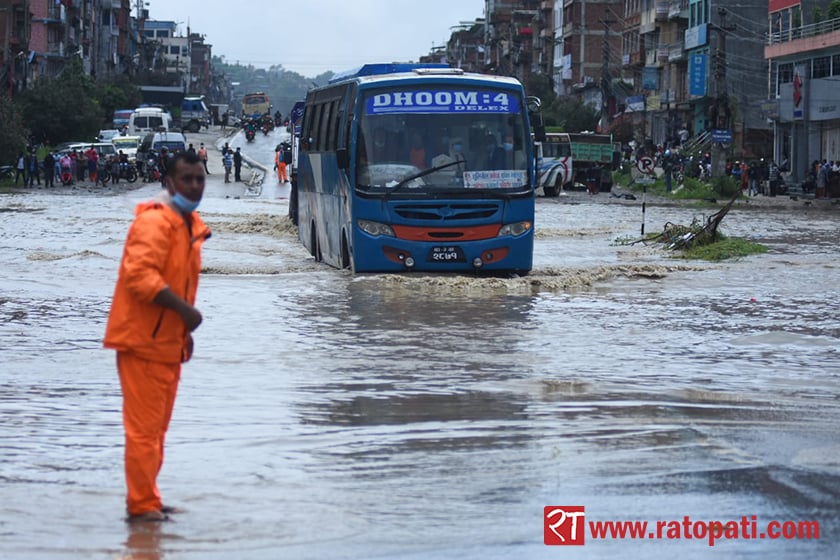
[544,506,586,545]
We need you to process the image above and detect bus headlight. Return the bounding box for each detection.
[357,219,395,237]
[497,221,532,237]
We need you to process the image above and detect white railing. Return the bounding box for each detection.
[768,16,840,44]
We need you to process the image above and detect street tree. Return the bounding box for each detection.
[18,59,103,145]
[0,96,28,165]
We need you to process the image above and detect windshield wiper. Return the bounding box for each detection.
[383,158,467,198]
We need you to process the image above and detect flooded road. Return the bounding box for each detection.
[1,139,839,558]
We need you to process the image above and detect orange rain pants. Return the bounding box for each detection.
[277,161,288,183]
[117,351,181,515]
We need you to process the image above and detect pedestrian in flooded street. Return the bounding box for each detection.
[103,151,211,523]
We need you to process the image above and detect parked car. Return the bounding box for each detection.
[56,141,117,160]
[98,129,122,142]
[111,136,142,162]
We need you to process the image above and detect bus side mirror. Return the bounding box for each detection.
[533,123,546,143]
[336,148,349,170]
[526,96,546,142]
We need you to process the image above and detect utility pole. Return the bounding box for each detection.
[710,8,736,178]
[599,18,615,132]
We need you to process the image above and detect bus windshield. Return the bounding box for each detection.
[356,87,530,194]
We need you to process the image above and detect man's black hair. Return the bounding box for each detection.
[169,150,203,171]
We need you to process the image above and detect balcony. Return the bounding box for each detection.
[668,42,685,62]
[623,51,645,66]
[46,5,64,21]
[661,89,678,103]
[765,16,840,58]
[656,2,669,22]
[668,0,688,20]
[46,42,64,56]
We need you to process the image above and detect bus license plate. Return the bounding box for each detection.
[428,246,465,263]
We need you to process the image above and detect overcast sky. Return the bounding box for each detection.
[150,0,486,77]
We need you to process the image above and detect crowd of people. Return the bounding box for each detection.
[13,146,136,187]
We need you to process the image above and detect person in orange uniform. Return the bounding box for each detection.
[274,145,288,183]
[103,151,211,523]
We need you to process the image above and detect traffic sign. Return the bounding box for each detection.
[711,129,733,144]
[637,156,655,174]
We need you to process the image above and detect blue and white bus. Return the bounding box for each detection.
[297,63,538,273]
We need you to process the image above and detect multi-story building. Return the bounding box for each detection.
[1,0,133,93]
[557,0,623,124]
[1,0,31,94]
[1,2,219,98]
[446,20,485,73]
[483,0,556,87]
[618,0,770,156]
[765,0,840,182]
[625,0,690,146]
[139,20,190,89]
[188,32,211,96]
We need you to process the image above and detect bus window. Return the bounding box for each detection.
[308,104,323,150]
[357,100,529,190]
[330,99,343,150]
[320,102,333,152]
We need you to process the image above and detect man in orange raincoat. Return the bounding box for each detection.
[274,145,288,183]
[104,151,211,522]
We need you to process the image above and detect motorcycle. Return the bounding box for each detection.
[245,128,256,142]
[112,161,138,183]
[142,152,160,182]
[60,165,73,186]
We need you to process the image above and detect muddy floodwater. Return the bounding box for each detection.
[1,139,839,559]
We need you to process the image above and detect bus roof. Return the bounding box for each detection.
[323,66,523,92]
[329,63,450,84]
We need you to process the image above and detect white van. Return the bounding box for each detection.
[128,107,172,136]
[138,131,187,159]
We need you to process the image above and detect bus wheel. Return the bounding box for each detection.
[340,232,351,269]
[543,184,559,197]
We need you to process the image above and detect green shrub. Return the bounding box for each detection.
[711,175,740,198]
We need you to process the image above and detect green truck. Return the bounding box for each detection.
[536,132,620,195]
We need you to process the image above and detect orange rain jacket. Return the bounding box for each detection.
[104,194,211,364]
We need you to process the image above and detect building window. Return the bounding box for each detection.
[144,30,154,38]
[778,62,793,84]
[157,30,170,38]
[833,54,840,76]
[812,56,830,78]
[170,46,180,55]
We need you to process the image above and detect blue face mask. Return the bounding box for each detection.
[503,142,514,152]
[172,192,200,213]
[452,143,463,153]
